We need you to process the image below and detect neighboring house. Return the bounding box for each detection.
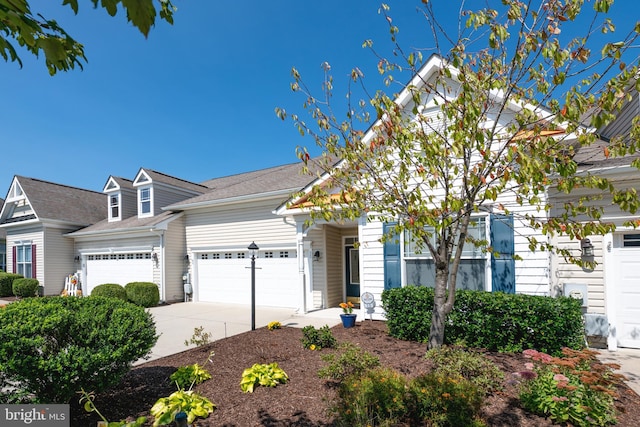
[66,169,209,301]
[549,89,640,350]
[0,177,106,294]
[0,198,6,272]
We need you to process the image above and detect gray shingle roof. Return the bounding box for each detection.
[166,161,320,208]
[141,169,209,193]
[16,176,106,225]
[66,211,178,236]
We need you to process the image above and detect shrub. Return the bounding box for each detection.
[184,326,212,347]
[125,282,160,307]
[318,342,380,382]
[240,363,289,393]
[518,348,620,426]
[301,325,337,350]
[333,367,407,426]
[406,371,486,427]
[425,346,504,394]
[382,286,585,355]
[91,283,127,300]
[0,296,157,403]
[0,273,22,297]
[170,364,212,390]
[151,390,215,425]
[12,278,39,298]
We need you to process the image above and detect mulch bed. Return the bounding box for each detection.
[71,320,640,426]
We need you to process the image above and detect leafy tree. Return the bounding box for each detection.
[277,1,640,348]
[0,0,176,75]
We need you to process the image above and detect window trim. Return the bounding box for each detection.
[108,192,121,221]
[139,186,152,217]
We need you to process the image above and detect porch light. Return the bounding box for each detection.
[313,250,321,262]
[248,242,259,330]
[581,238,594,257]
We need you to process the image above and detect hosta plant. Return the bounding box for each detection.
[150,390,215,426]
[240,362,289,393]
[169,363,212,390]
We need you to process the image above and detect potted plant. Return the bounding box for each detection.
[339,301,356,328]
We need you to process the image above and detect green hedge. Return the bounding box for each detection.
[125,282,160,307]
[12,278,39,298]
[91,283,127,300]
[0,273,23,297]
[0,296,157,403]
[381,286,585,356]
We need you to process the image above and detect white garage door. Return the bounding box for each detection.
[614,234,640,349]
[85,253,153,295]
[195,250,299,308]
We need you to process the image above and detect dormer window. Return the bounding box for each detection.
[139,187,152,216]
[109,193,120,221]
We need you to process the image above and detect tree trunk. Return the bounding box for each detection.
[427,262,450,349]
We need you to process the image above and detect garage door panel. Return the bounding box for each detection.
[196,256,298,308]
[615,249,640,349]
[86,255,153,295]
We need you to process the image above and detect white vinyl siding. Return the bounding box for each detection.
[163,216,188,302]
[307,227,326,309]
[185,199,297,250]
[43,226,77,296]
[325,226,343,307]
[551,234,605,314]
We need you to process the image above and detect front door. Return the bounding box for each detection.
[345,244,360,303]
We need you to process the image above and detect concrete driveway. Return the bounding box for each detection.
[144,302,342,363]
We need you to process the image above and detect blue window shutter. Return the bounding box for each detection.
[490,214,515,293]
[383,222,401,290]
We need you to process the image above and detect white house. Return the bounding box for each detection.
[0,59,636,350]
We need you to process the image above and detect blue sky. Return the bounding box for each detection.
[1,1,637,195]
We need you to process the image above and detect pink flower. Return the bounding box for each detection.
[553,374,569,382]
[552,396,568,402]
[524,362,534,370]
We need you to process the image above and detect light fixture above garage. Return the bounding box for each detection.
[581,238,594,257]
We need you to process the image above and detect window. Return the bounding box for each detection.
[139,187,151,215]
[404,217,487,291]
[109,194,120,220]
[623,234,640,247]
[237,252,246,259]
[0,247,5,272]
[16,244,33,278]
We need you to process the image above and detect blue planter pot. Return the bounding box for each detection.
[340,313,357,328]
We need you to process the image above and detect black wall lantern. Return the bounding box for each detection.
[581,238,594,257]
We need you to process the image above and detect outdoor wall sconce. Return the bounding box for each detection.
[152,252,159,263]
[74,255,80,262]
[581,238,594,257]
[313,250,321,261]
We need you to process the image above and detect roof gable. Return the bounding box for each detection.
[0,176,106,226]
[103,176,134,193]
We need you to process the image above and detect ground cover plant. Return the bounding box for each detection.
[69,320,640,426]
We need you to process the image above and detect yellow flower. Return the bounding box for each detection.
[309,344,316,351]
[339,301,354,314]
